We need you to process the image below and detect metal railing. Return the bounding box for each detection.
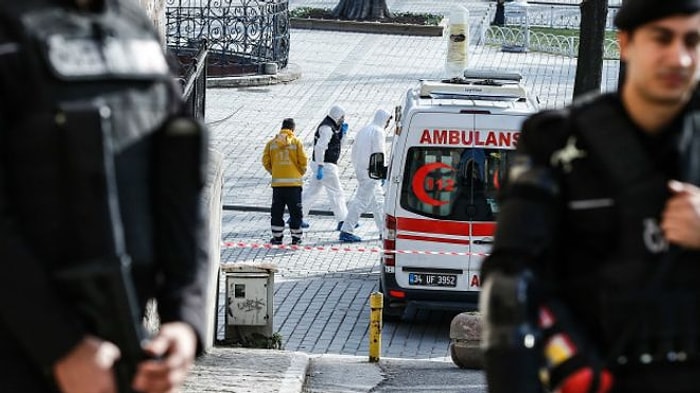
[524,2,619,29]
[166,0,290,76]
[484,26,619,59]
[179,40,209,120]
[478,2,621,59]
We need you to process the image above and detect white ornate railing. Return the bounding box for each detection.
[524,4,618,30]
[483,26,619,59]
[476,2,621,60]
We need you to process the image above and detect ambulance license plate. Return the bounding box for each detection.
[408,273,457,287]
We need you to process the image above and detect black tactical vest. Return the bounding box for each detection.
[0,0,181,271]
[559,94,700,373]
[313,116,342,164]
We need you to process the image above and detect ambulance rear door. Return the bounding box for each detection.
[467,112,528,286]
[391,111,523,298]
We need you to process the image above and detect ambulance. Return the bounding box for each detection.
[369,70,539,320]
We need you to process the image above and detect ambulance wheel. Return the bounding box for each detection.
[379,281,404,322]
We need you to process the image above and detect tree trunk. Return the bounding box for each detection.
[492,0,505,26]
[573,0,608,98]
[332,0,393,20]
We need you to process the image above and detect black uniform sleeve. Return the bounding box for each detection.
[0,30,86,368]
[152,116,209,355]
[481,110,570,278]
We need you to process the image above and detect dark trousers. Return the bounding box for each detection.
[271,186,303,240]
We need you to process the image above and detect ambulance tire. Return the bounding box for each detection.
[379,281,405,322]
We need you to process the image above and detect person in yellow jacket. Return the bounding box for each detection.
[263,118,308,245]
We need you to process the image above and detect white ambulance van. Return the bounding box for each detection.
[369,70,539,320]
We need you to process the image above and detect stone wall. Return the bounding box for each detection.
[136,1,224,350]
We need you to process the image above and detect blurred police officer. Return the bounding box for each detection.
[0,0,208,392]
[481,1,700,392]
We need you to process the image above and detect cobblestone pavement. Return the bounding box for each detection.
[211,0,621,360]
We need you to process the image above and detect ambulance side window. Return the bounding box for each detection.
[400,147,513,221]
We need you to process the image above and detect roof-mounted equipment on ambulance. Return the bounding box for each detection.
[419,69,527,101]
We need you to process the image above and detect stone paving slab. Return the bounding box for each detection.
[218,210,462,359]
[183,348,308,393]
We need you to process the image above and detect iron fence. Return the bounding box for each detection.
[484,26,620,59]
[179,40,209,120]
[479,2,620,59]
[166,0,290,76]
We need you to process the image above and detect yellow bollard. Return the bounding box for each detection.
[369,291,383,362]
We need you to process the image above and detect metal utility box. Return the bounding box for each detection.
[228,273,269,326]
[222,263,277,344]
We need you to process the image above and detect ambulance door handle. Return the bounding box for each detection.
[473,238,494,245]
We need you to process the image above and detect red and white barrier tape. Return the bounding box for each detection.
[221,241,491,257]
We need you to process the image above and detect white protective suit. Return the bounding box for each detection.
[302,105,349,221]
[340,109,392,234]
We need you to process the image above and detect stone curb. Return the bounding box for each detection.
[183,348,310,393]
[207,63,302,88]
[290,17,445,37]
[279,352,311,393]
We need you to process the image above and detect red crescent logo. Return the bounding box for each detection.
[411,162,454,207]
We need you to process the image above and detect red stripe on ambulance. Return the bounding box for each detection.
[397,217,496,237]
[397,234,470,245]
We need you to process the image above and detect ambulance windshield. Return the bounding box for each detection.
[400,147,511,221]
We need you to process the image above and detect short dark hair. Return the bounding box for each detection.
[614,0,700,31]
[282,118,295,130]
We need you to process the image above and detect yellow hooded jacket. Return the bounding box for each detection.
[262,128,308,187]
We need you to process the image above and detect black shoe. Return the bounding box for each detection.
[270,237,283,245]
[291,238,302,246]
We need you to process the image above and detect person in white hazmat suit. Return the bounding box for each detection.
[301,105,350,229]
[339,109,392,242]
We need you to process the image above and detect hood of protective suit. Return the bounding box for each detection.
[351,109,391,179]
[371,109,392,128]
[328,105,345,124]
[274,129,295,147]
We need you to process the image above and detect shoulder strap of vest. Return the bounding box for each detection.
[680,109,700,185]
[570,93,660,193]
